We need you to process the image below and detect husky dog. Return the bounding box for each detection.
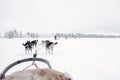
[31,40,38,47]
[22,40,39,54]
[44,40,58,54]
[22,41,32,54]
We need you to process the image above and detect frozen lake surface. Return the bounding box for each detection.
[0,38,120,80]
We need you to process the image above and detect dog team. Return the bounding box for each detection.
[22,39,58,54]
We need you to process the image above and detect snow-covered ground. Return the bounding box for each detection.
[0,38,120,80]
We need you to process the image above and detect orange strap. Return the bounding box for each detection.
[23,62,39,71]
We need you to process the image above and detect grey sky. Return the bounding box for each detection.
[0,0,120,34]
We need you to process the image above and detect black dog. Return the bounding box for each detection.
[23,40,33,54]
[31,40,38,47]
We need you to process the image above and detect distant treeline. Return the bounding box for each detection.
[0,29,120,38]
[0,29,53,38]
[55,33,120,39]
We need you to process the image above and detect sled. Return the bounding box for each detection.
[0,54,52,79]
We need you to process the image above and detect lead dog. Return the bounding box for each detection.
[31,40,38,47]
[44,40,58,54]
[2,68,72,80]
[23,40,32,54]
[22,40,39,54]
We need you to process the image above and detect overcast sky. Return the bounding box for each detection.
[0,0,120,34]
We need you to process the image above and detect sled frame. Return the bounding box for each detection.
[0,57,52,79]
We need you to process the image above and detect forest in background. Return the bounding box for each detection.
[0,29,120,39]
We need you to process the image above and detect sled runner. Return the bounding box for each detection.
[0,54,52,79]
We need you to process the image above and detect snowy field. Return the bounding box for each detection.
[0,38,120,80]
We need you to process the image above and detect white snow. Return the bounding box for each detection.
[0,38,120,80]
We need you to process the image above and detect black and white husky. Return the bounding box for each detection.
[44,40,58,54]
[23,40,32,54]
[23,40,38,54]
